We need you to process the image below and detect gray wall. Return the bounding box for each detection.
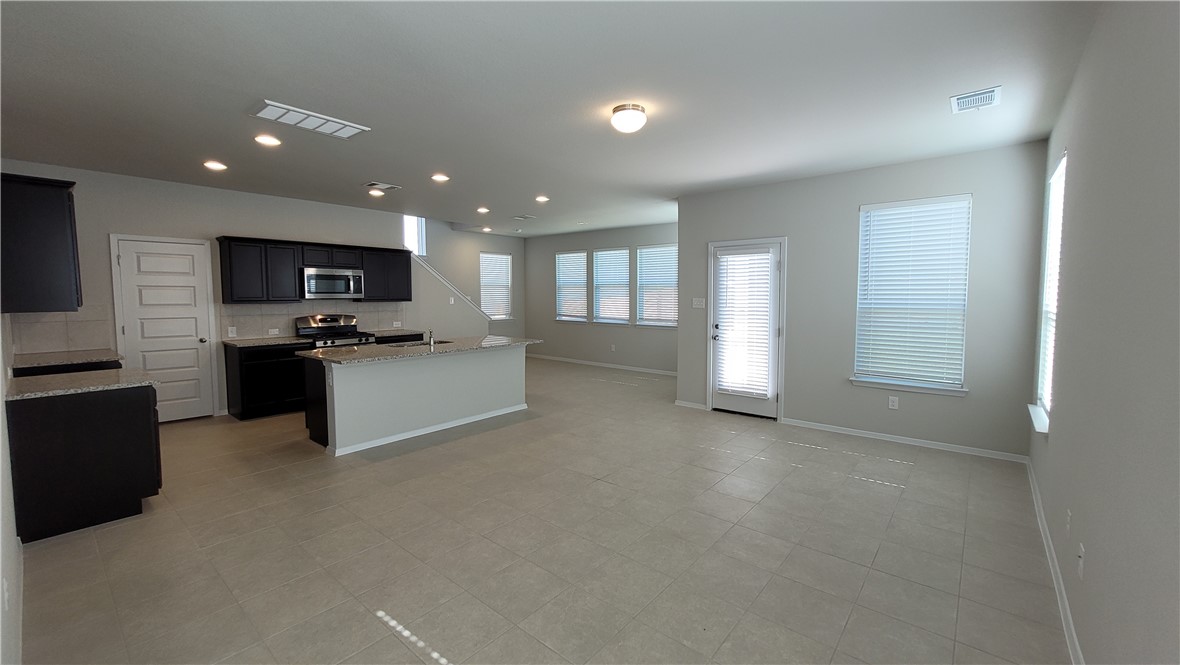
[677,142,1045,455]
[524,224,678,373]
[1031,3,1179,663]
[417,220,526,338]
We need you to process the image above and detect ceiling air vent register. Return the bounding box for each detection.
[365,182,402,191]
[254,100,371,138]
[950,86,1002,114]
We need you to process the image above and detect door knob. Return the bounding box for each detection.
[712,334,719,340]
[199,337,208,343]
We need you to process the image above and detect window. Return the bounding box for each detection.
[479,252,512,319]
[593,248,630,324]
[637,244,678,326]
[1037,156,1067,412]
[555,251,587,321]
[403,215,426,255]
[853,194,972,393]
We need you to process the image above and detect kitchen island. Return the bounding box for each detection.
[298,335,541,456]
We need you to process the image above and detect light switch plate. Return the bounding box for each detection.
[227,326,237,338]
[692,297,706,309]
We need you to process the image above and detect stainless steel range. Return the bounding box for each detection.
[295,314,375,347]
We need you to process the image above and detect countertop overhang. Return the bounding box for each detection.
[297,335,541,365]
[222,328,425,348]
[6,368,157,401]
[12,348,123,368]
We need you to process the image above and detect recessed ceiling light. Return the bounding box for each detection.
[535,195,550,203]
[477,207,490,214]
[482,227,492,232]
[203,160,227,171]
[576,222,587,225]
[611,103,647,133]
[431,173,450,183]
[368,189,385,197]
[254,134,281,147]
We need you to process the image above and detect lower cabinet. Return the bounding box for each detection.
[6,386,160,542]
[224,342,315,420]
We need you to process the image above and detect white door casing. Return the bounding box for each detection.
[112,236,216,421]
[708,238,786,419]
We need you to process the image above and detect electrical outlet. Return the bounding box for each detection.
[449,297,455,305]
[1077,543,1085,580]
[227,326,237,338]
[268,328,280,335]
[1066,509,1071,537]
[888,396,899,410]
[610,344,616,352]
[392,321,402,329]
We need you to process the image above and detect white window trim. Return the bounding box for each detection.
[1029,152,1067,432]
[478,251,512,320]
[636,243,679,328]
[851,193,973,394]
[555,250,588,322]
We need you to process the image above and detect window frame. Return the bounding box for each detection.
[850,193,973,396]
[555,250,588,322]
[1032,153,1067,430]
[478,251,512,320]
[403,215,426,256]
[636,243,678,328]
[592,247,631,325]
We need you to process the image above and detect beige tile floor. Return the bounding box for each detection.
[21,359,1070,664]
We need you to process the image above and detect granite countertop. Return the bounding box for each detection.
[222,329,424,348]
[6,368,157,401]
[12,348,123,368]
[297,335,541,365]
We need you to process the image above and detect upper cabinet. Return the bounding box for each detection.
[2,173,83,313]
[217,237,412,303]
[218,237,301,303]
[361,249,413,301]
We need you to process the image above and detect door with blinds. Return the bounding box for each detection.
[709,241,783,418]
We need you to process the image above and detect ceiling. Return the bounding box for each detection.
[1,2,1098,237]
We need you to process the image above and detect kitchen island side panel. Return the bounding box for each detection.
[325,345,526,455]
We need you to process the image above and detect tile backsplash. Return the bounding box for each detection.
[9,301,406,355]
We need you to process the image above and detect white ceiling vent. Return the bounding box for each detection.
[950,86,1002,114]
[365,181,402,190]
[512,214,537,221]
[253,100,371,138]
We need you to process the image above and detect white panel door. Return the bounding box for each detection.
[710,242,781,418]
[117,239,214,421]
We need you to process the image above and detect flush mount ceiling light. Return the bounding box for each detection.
[476,207,490,214]
[610,103,647,133]
[203,160,227,171]
[535,195,550,203]
[253,100,370,139]
[431,173,450,183]
[254,134,281,147]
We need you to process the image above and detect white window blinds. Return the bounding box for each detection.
[1038,157,1067,411]
[479,252,511,320]
[715,247,774,398]
[593,248,630,324]
[854,194,972,390]
[637,244,678,326]
[556,251,587,321]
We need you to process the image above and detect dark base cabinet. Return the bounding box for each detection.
[6,386,160,542]
[225,342,314,420]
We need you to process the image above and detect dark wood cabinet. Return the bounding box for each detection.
[218,237,301,303]
[224,341,315,420]
[1,173,83,313]
[6,386,160,542]
[362,249,413,301]
[303,245,362,268]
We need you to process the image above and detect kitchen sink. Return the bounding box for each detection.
[389,340,452,347]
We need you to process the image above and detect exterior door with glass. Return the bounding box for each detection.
[709,241,783,419]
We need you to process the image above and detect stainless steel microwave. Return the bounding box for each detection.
[304,267,364,299]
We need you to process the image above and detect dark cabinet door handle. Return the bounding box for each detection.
[199,338,208,343]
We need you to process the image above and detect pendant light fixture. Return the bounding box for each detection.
[610,104,647,133]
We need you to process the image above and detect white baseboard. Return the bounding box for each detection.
[330,403,528,457]
[776,417,1030,463]
[526,353,676,377]
[674,400,707,410]
[1028,464,1084,664]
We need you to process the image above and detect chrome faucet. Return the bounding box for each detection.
[428,329,434,348]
